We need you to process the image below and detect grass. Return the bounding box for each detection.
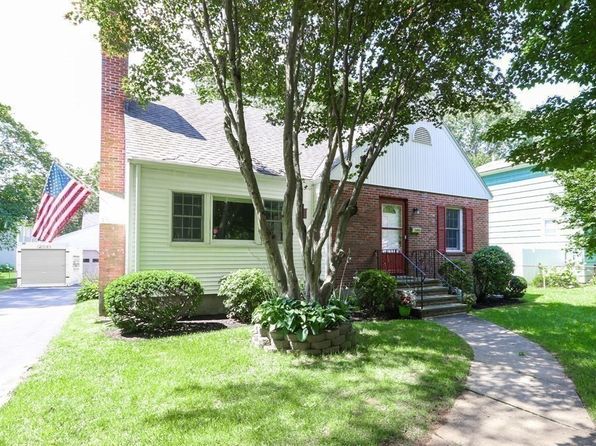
[0,271,16,292]
[0,302,472,446]
[475,285,596,420]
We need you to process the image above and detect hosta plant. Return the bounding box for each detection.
[252,296,352,342]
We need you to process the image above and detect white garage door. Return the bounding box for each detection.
[21,249,66,286]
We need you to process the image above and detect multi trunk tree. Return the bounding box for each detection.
[73,0,514,303]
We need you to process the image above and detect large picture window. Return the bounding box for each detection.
[446,208,463,251]
[212,197,255,240]
[172,192,203,241]
[264,200,283,242]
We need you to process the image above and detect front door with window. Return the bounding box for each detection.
[380,202,406,275]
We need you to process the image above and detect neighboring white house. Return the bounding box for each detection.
[478,160,595,282]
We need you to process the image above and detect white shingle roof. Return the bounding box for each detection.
[125,96,329,178]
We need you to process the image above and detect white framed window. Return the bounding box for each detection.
[172,192,204,242]
[264,199,284,242]
[212,196,255,241]
[544,219,558,236]
[446,208,463,252]
[381,203,403,251]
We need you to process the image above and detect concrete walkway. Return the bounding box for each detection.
[0,287,76,406]
[429,314,595,446]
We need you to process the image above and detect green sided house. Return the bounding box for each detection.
[99,54,492,316]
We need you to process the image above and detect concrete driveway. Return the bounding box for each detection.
[0,287,76,406]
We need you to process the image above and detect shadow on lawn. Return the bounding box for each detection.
[143,321,472,445]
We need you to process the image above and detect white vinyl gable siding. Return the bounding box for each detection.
[329,123,491,200]
[130,162,308,294]
[481,169,591,281]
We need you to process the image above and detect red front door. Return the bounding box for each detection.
[380,202,405,275]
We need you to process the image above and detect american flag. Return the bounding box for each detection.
[32,163,91,242]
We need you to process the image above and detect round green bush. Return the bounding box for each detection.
[504,275,527,299]
[472,246,515,301]
[438,259,473,293]
[218,269,276,323]
[76,279,99,302]
[352,269,397,316]
[104,270,203,334]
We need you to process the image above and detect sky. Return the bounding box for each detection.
[0,1,582,170]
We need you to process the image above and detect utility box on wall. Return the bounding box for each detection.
[17,244,83,287]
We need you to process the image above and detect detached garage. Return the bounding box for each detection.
[17,246,83,287]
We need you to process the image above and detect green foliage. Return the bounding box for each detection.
[531,264,580,288]
[444,102,525,167]
[438,259,473,293]
[352,269,397,316]
[487,0,595,171]
[61,163,100,234]
[504,275,527,299]
[472,246,515,300]
[0,103,53,243]
[0,263,14,273]
[463,293,477,312]
[218,269,276,323]
[252,296,352,342]
[104,270,204,334]
[550,168,596,256]
[76,279,99,302]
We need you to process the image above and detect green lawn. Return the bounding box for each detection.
[475,285,596,420]
[0,271,16,292]
[0,302,471,446]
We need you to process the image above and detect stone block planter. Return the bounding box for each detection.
[252,322,356,355]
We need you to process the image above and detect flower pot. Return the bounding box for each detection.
[399,305,411,317]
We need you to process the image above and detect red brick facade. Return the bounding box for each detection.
[334,183,489,283]
[100,53,127,194]
[99,224,126,290]
[99,52,128,297]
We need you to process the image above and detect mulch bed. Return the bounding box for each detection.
[105,316,245,340]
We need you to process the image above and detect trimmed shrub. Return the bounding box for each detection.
[0,263,14,273]
[218,269,277,323]
[472,246,515,301]
[438,259,473,292]
[76,279,99,302]
[504,275,527,299]
[104,270,203,334]
[253,295,352,341]
[531,264,580,288]
[352,269,397,316]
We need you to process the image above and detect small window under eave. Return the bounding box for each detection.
[413,127,432,146]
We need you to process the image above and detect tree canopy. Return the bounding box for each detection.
[73,0,515,302]
[487,0,595,171]
[0,103,52,246]
[445,102,524,167]
[551,168,596,256]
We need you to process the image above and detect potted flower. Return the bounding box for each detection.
[398,290,416,317]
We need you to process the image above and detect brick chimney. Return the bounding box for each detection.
[99,52,128,314]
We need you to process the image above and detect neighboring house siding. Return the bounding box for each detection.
[133,163,308,299]
[330,182,489,285]
[330,123,491,200]
[482,170,589,281]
